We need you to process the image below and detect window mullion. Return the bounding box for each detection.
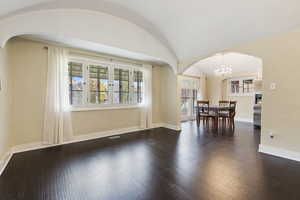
[84,63,89,106]
[108,64,114,105]
[129,67,134,104]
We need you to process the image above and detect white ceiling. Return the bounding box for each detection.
[0,0,51,16]
[1,0,300,64]
[183,52,262,77]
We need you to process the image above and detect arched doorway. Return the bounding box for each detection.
[180,52,263,128]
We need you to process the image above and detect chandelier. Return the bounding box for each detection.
[214,54,232,76]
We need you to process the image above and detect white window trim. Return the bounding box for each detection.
[68,56,145,111]
[70,104,143,112]
[228,76,255,97]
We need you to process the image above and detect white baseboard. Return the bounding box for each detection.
[152,123,164,128]
[259,144,300,162]
[0,124,181,176]
[152,123,181,131]
[12,142,46,153]
[163,123,181,131]
[73,126,142,143]
[235,117,253,123]
[0,150,13,176]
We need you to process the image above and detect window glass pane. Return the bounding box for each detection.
[192,89,198,115]
[133,70,143,103]
[181,88,189,116]
[89,65,109,104]
[113,68,129,104]
[243,79,254,93]
[68,62,84,105]
[231,80,239,94]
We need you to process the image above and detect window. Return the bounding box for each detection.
[231,80,240,94]
[243,79,254,93]
[228,77,254,96]
[68,62,84,105]
[133,70,143,103]
[113,68,130,104]
[181,88,198,120]
[88,65,109,104]
[68,59,144,109]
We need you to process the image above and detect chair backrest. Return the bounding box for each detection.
[219,100,230,107]
[229,101,237,117]
[197,101,209,115]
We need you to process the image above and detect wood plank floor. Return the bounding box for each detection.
[1,121,300,200]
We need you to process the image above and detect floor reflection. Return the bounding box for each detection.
[1,121,300,200]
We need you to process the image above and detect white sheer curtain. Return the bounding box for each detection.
[140,64,152,129]
[42,47,73,144]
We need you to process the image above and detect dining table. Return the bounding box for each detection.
[195,105,233,128]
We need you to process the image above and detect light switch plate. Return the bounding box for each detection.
[270,82,276,90]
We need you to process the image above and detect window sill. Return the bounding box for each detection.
[228,93,254,97]
[70,104,143,112]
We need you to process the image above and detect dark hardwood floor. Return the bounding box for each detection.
[1,121,300,200]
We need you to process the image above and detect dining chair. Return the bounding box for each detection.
[219,101,237,129]
[218,100,230,126]
[219,100,230,107]
[196,101,218,128]
[225,101,237,129]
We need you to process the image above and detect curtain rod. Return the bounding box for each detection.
[69,50,144,67]
[43,46,154,67]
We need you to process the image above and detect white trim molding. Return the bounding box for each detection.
[259,144,300,162]
[0,150,13,176]
[152,123,181,131]
[235,117,253,123]
[73,126,142,143]
[71,105,142,112]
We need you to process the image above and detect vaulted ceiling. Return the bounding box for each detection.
[2,0,300,66]
[184,52,262,77]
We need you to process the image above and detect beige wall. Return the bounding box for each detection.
[72,109,141,135]
[0,44,13,159]
[206,76,223,105]
[160,66,180,127]
[7,38,167,147]
[228,96,254,121]
[230,30,300,153]
[200,76,207,100]
[152,66,163,123]
[9,38,47,145]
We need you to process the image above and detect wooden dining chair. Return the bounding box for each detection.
[218,100,230,125]
[196,101,218,128]
[219,101,237,129]
[219,100,230,107]
[196,101,209,126]
[227,101,237,129]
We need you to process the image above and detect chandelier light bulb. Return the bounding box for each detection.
[214,54,233,76]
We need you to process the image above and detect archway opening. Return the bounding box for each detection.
[179,52,263,130]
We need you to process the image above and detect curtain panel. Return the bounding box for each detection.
[43,47,73,144]
[140,64,153,129]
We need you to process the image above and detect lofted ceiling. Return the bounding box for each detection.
[1,0,300,65]
[184,52,262,77]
